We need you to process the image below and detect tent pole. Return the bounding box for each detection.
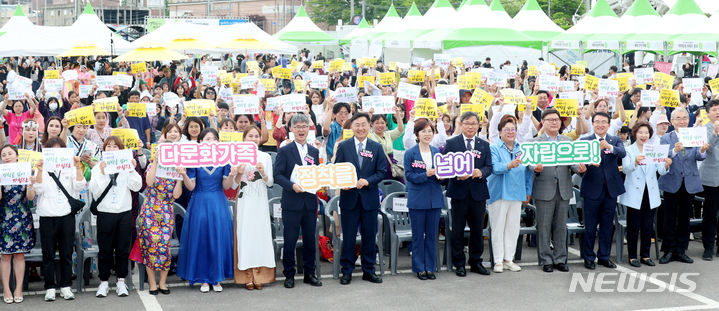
[580,41,584,61]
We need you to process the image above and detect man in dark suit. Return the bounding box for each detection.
[273,114,322,288]
[443,111,493,276]
[334,113,387,285]
[580,111,626,269]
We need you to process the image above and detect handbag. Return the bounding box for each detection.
[48,172,86,215]
[385,152,404,178]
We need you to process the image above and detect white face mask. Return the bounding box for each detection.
[49,102,58,111]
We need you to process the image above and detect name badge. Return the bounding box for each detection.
[303,155,315,165]
[411,160,426,169]
[514,151,523,159]
[471,150,482,159]
[359,149,374,159]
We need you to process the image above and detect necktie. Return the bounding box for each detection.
[357,142,364,169]
[466,138,472,151]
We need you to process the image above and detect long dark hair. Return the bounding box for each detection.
[42,116,64,146]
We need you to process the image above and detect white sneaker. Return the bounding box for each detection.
[116,279,129,297]
[60,287,74,300]
[503,261,522,272]
[493,263,503,273]
[96,281,109,298]
[199,284,210,293]
[44,288,56,301]
[212,283,223,292]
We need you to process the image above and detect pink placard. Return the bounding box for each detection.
[654,62,672,75]
[158,142,258,168]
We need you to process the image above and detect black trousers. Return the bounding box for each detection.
[450,196,486,268]
[97,211,133,281]
[702,185,719,252]
[661,182,694,254]
[626,188,656,259]
[40,215,75,289]
[282,209,317,278]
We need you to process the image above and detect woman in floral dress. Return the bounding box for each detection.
[138,125,183,295]
[0,144,35,303]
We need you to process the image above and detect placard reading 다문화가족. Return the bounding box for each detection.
[519,140,601,166]
[157,142,258,168]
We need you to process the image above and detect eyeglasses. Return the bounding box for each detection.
[462,122,479,126]
[293,125,309,130]
[593,120,610,124]
[502,128,517,133]
[543,118,561,123]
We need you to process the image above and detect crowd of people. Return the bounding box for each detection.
[0,51,718,303]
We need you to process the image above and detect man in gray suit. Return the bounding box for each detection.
[528,108,587,273]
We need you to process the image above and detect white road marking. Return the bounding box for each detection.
[133,266,163,311]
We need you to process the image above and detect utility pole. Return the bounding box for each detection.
[548,0,551,16]
[361,0,365,19]
[350,0,354,21]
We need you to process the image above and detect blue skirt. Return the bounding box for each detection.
[177,190,234,284]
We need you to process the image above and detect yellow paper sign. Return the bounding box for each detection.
[519,96,538,111]
[576,60,588,67]
[623,110,634,126]
[127,103,146,117]
[311,60,324,69]
[359,58,377,67]
[272,67,292,80]
[93,96,119,112]
[342,129,354,140]
[260,79,276,92]
[219,131,244,142]
[246,61,260,73]
[66,106,96,126]
[329,59,345,72]
[710,78,719,94]
[18,149,42,169]
[613,76,630,92]
[414,98,438,120]
[701,110,710,125]
[430,68,441,80]
[220,73,233,85]
[131,63,147,74]
[45,70,60,79]
[654,72,674,90]
[342,62,354,72]
[659,89,680,108]
[469,72,482,87]
[470,88,494,106]
[554,98,578,117]
[457,75,474,90]
[460,104,484,121]
[500,88,526,106]
[290,60,301,72]
[451,57,464,68]
[571,64,586,76]
[527,66,538,77]
[184,99,215,117]
[438,104,448,114]
[584,75,599,91]
[358,75,375,88]
[111,128,141,149]
[379,72,396,86]
[294,79,305,92]
[408,70,425,83]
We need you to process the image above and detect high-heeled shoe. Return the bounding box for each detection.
[3,296,13,304]
[245,283,255,290]
[254,283,262,290]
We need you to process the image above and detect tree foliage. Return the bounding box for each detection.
[306,0,584,30]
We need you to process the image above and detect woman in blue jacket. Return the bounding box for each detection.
[487,115,533,273]
[404,118,444,281]
[619,121,671,267]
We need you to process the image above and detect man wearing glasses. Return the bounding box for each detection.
[580,112,626,270]
[443,111,493,276]
[529,108,585,273]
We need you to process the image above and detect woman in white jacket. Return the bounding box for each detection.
[619,121,672,268]
[32,137,86,302]
[89,136,143,298]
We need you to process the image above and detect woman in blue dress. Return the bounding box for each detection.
[176,128,238,293]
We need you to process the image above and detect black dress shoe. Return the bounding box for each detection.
[702,249,713,261]
[159,287,170,295]
[553,263,570,272]
[303,274,323,286]
[659,252,674,264]
[362,272,383,283]
[470,265,490,275]
[339,274,352,285]
[284,277,295,288]
[674,253,694,264]
[425,272,436,280]
[598,259,617,268]
[629,259,641,267]
[455,266,467,277]
[640,258,656,266]
[584,259,596,270]
[542,265,554,273]
[416,272,428,280]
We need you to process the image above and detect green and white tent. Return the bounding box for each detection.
[456,0,489,23]
[661,0,714,55]
[550,0,620,51]
[376,2,424,49]
[512,0,563,42]
[617,0,666,53]
[340,18,371,45]
[383,0,458,50]
[274,6,336,44]
[0,5,33,37]
[355,3,402,42]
